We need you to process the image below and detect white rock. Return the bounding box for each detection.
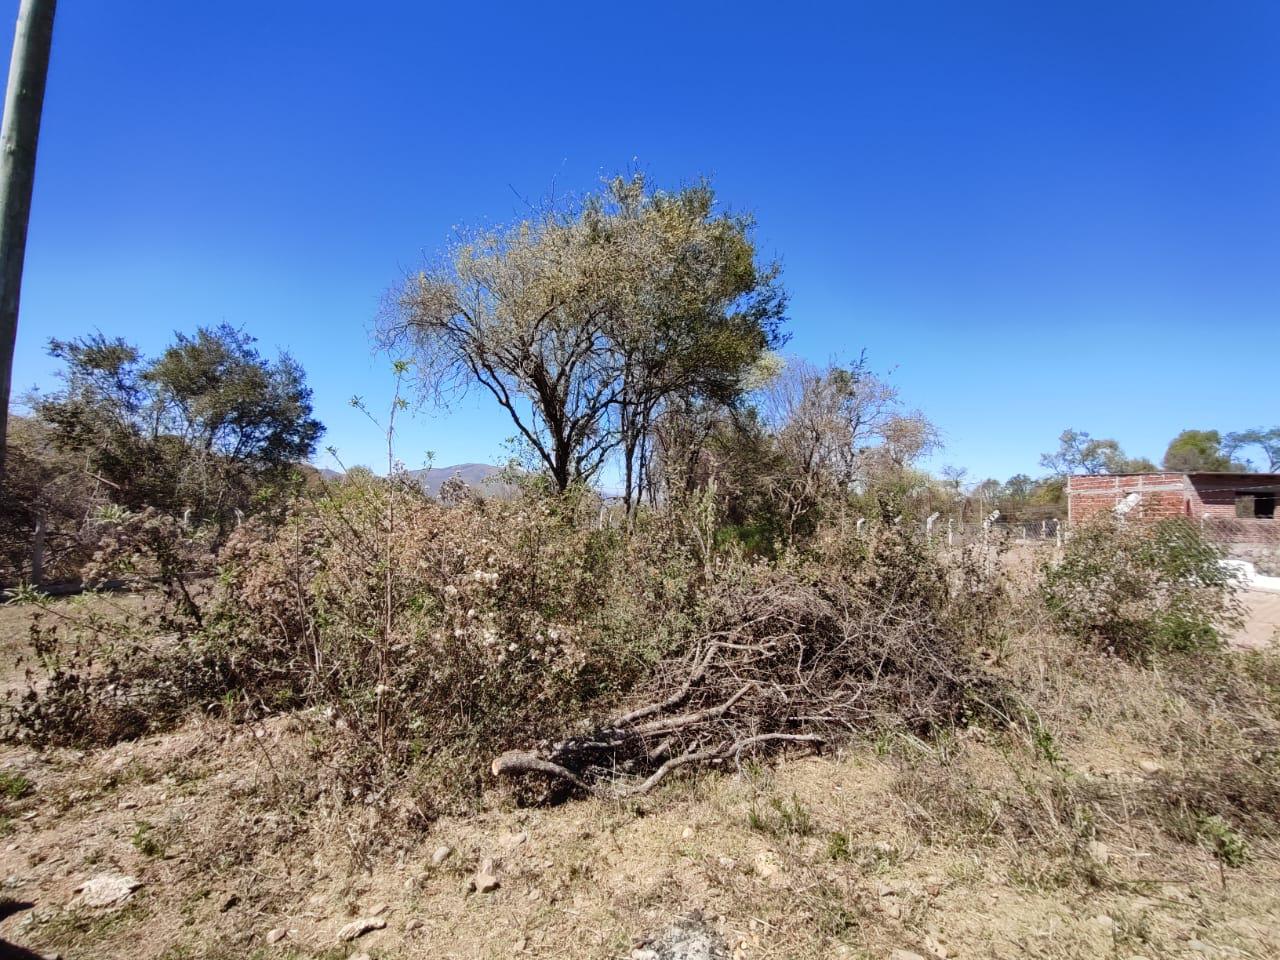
[1086,840,1110,865]
[265,927,287,944]
[890,951,926,960]
[73,874,142,908]
[336,916,386,942]
[430,844,453,866]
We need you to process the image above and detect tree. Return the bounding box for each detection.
[1162,429,1236,473]
[1004,473,1033,501]
[34,325,323,524]
[1040,428,1155,476]
[379,175,786,497]
[1224,428,1280,472]
[737,357,938,538]
[0,0,56,479]
[764,357,936,491]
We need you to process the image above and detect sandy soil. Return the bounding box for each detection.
[1228,590,1280,650]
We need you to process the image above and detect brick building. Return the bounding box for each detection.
[1066,472,1280,544]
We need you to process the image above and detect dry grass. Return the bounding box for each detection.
[2,611,1280,959]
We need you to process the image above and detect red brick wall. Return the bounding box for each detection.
[1187,475,1280,519]
[1066,474,1191,523]
[1066,473,1280,544]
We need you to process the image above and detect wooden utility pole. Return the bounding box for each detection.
[0,0,56,480]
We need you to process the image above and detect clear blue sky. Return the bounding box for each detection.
[6,1,1277,482]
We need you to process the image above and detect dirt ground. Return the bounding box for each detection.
[1228,590,1280,650]
[1,596,1279,960]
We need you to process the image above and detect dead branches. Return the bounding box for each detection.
[492,531,994,799]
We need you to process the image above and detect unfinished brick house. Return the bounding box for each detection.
[1066,472,1280,544]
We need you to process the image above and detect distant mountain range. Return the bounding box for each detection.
[315,462,512,498]
[407,462,511,497]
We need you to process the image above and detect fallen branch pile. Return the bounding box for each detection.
[493,549,990,799]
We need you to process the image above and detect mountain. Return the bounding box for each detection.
[406,462,509,497]
[309,462,515,498]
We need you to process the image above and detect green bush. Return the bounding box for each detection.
[1041,517,1243,659]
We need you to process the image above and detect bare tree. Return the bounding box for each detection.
[0,0,56,479]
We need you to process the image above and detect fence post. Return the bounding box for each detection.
[926,511,939,544]
[856,517,866,537]
[947,517,954,547]
[982,510,999,544]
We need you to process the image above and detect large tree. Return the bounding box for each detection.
[379,175,786,497]
[1039,428,1155,477]
[1162,429,1237,473]
[35,324,323,523]
[1224,427,1280,472]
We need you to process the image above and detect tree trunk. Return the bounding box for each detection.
[0,0,56,481]
[28,509,44,585]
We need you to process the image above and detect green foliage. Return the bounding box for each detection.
[1042,516,1244,659]
[1163,429,1237,473]
[33,325,322,530]
[380,173,786,495]
[1198,815,1249,868]
[826,830,853,861]
[748,794,815,838]
[130,820,166,858]
[0,770,32,800]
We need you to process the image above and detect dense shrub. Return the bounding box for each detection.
[491,522,1005,799]
[209,478,697,810]
[1041,516,1243,659]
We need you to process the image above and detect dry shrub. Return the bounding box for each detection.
[1042,515,1243,660]
[4,600,230,746]
[212,478,694,814]
[493,524,1005,798]
[6,484,1009,821]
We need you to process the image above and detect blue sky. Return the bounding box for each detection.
[6,1,1277,482]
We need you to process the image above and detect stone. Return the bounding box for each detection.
[73,874,142,908]
[405,918,424,932]
[266,928,288,944]
[336,917,387,942]
[1086,840,1110,865]
[368,903,388,917]
[681,827,695,840]
[430,844,453,866]
[890,952,926,960]
[502,830,529,849]
[1138,759,1163,775]
[471,869,500,894]
[753,853,780,879]
[631,918,730,959]
[347,954,372,960]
